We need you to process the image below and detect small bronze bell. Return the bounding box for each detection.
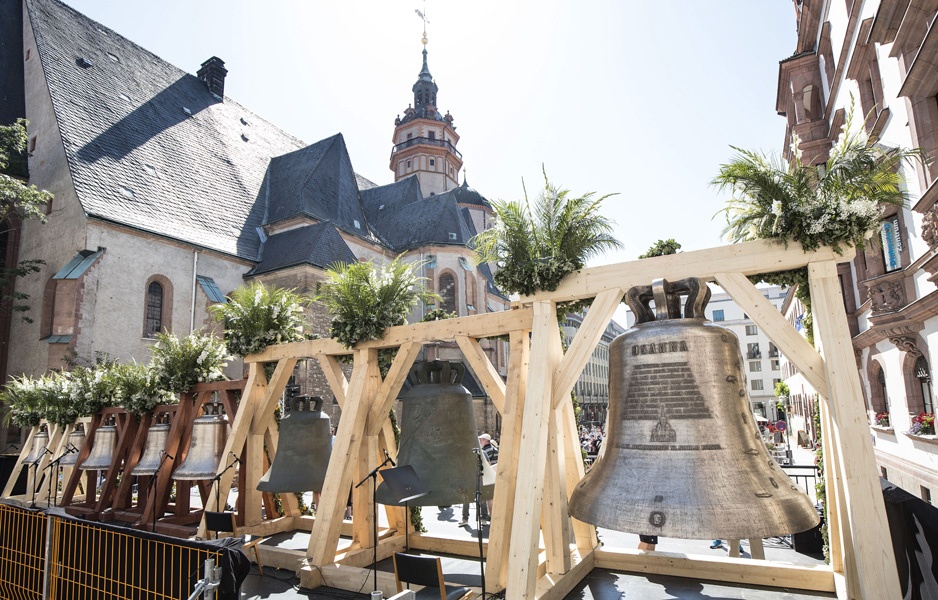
[58,424,86,467]
[80,418,118,471]
[257,396,333,493]
[375,361,495,507]
[173,402,228,481]
[568,278,820,540]
[131,417,171,477]
[22,425,50,464]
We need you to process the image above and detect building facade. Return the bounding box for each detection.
[776,0,938,502]
[1,0,509,445]
[561,313,626,426]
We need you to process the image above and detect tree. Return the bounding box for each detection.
[0,119,53,322]
[639,239,681,258]
[471,167,621,297]
[712,101,925,341]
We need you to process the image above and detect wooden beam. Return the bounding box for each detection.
[714,272,828,393]
[552,288,624,409]
[534,548,594,600]
[507,300,563,599]
[526,239,841,304]
[365,341,422,436]
[560,398,597,553]
[317,354,349,406]
[594,547,834,592]
[808,260,900,599]
[540,406,572,574]
[455,335,506,413]
[309,348,380,564]
[488,330,530,591]
[247,307,534,361]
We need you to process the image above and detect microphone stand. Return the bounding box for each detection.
[46,448,73,508]
[29,448,51,509]
[473,449,486,600]
[213,454,241,514]
[355,451,395,595]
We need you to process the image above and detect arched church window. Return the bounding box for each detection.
[145,281,164,338]
[915,356,934,414]
[439,273,456,314]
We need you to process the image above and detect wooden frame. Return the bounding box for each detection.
[3,239,899,599]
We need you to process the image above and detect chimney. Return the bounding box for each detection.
[197,56,227,99]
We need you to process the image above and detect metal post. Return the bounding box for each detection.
[42,513,54,600]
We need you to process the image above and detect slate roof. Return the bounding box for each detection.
[25,0,503,298]
[249,222,357,276]
[264,134,377,242]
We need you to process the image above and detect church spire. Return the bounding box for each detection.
[413,7,437,111]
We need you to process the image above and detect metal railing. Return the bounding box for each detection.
[391,136,462,159]
[781,464,821,504]
[0,503,229,599]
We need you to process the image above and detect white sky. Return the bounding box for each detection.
[60,0,798,264]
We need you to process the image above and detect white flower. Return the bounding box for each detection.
[771,201,782,216]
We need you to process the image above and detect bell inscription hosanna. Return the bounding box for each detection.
[568,278,819,540]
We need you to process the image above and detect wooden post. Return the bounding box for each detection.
[489,329,530,591]
[541,406,572,574]
[506,300,562,599]
[808,260,900,598]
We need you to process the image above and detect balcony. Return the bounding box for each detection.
[392,136,462,160]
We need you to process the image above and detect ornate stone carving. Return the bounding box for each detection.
[868,280,905,315]
[889,336,922,357]
[923,203,938,250]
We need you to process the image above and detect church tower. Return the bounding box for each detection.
[389,24,462,196]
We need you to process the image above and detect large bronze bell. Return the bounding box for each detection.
[569,278,820,540]
[131,417,171,476]
[173,402,228,480]
[22,425,49,464]
[58,423,86,467]
[80,418,118,471]
[257,396,332,493]
[375,361,495,507]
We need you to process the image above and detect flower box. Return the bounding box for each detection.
[870,424,894,433]
[905,432,938,445]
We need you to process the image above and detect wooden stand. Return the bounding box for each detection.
[3,239,899,599]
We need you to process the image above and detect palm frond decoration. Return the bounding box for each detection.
[314,256,438,348]
[471,167,621,296]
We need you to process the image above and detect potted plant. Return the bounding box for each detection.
[873,411,891,429]
[908,412,936,437]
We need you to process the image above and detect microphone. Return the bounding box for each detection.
[229,451,241,464]
[471,448,482,454]
[159,450,174,461]
[383,449,396,466]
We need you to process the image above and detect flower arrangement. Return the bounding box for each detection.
[908,412,936,436]
[149,331,229,394]
[1,375,48,428]
[874,411,890,427]
[314,256,438,349]
[209,281,309,357]
[112,362,176,416]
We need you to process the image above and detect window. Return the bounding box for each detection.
[429,131,435,140]
[439,273,456,314]
[915,356,934,414]
[922,486,932,505]
[747,343,761,359]
[407,133,412,140]
[429,159,435,166]
[712,310,724,322]
[145,281,164,337]
[751,380,764,391]
[406,160,411,169]
[771,359,780,371]
[745,325,758,336]
[749,361,762,373]
[881,466,888,480]
[768,343,779,358]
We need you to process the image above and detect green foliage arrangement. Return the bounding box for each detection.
[1,375,48,428]
[639,239,682,259]
[471,168,621,296]
[111,361,176,416]
[149,331,230,394]
[713,101,925,342]
[63,364,119,417]
[314,256,438,348]
[209,281,309,357]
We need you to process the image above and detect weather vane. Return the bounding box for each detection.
[415,2,429,47]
